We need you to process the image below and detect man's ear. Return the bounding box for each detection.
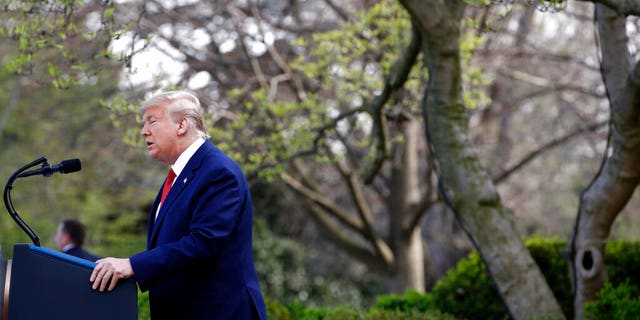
[177,117,190,135]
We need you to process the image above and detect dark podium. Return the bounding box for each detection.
[5,244,137,320]
[1,158,136,319]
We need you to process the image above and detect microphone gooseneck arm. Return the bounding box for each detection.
[3,157,49,246]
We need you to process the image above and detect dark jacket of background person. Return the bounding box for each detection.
[55,219,100,262]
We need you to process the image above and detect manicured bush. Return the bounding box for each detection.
[135,238,640,319]
[373,290,436,312]
[603,240,640,285]
[374,238,640,320]
[525,238,574,318]
[583,281,640,320]
[428,251,507,320]
[362,309,457,320]
[266,296,458,320]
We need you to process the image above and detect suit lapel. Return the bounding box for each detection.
[147,190,161,248]
[148,141,212,247]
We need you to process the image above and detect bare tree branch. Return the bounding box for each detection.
[575,0,640,15]
[250,5,307,101]
[246,106,366,178]
[306,203,389,272]
[323,0,350,22]
[494,120,608,183]
[363,21,422,184]
[227,4,269,90]
[325,143,394,268]
[408,153,438,233]
[280,172,367,238]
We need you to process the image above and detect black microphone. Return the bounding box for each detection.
[17,159,82,178]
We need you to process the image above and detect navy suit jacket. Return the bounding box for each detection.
[64,246,100,262]
[129,140,267,320]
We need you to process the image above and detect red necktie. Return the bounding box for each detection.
[161,169,176,204]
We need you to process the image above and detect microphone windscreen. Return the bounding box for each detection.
[59,158,82,174]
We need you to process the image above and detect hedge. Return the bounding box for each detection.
[134,238,640,319]
[373,238,640,320]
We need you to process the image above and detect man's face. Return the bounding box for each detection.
[141,105,180,164]
[54,224,68,250]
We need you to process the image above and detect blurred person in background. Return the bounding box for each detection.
[55,218,100,262]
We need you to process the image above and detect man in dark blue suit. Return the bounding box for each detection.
[55,218,100,262]
[90,91,267,319]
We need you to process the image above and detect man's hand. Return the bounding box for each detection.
[90,257,134,292]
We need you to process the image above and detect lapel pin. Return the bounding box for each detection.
[183,177,187,184]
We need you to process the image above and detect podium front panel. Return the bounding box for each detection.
[7,244,137,320]
[1,252,7,320]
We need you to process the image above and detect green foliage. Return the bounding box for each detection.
[137,290,150,320]
[525,238,574,318]
[253,217,380,308]
[373,238,640,320]
[100,95,143,146]
[464,0,492,4]
[534,1,568,12]
[210,0,494,182]
[361,309,457,320]
[602,239,640,284]
[583,281,640,320]
[373,290,436,312]
[217,0,423,180]
[429,252,507,320]
[26,219,640,320]
[425,238,574,319]
[0,66,152,259]
[294,0,412,94]
[225,89,327,179]
[265,297,458,320]
[253,217,309,303]
[460,6,493,111]
[481,0,567,12]
[0,0,121,88]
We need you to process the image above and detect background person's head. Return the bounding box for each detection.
[54,218,87,250]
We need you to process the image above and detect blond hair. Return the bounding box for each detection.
[140,90,210,139]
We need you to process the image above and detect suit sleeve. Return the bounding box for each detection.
[129,167,244,291]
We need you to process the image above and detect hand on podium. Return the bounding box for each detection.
[90,258,134,292]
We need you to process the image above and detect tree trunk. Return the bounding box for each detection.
[568,4,640,319]
[389,117,425,293]
[398,1,564,318]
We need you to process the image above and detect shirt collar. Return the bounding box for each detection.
[62,244,76,252]
[171,137,205,178]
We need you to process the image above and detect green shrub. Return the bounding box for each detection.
[583,281,640,320]
[253,218,382,308]
[429,238,640,319]
[362,309,458,320]
[137,290,150,320]
[603,240,640,285]
[429,252,507,320]
[526,238,574,318]
[375,238,640,320]
[138,238,640,320]
[267,297,458,320]
[373,290,436,312]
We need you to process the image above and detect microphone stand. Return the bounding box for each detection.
[2,156,49,247]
